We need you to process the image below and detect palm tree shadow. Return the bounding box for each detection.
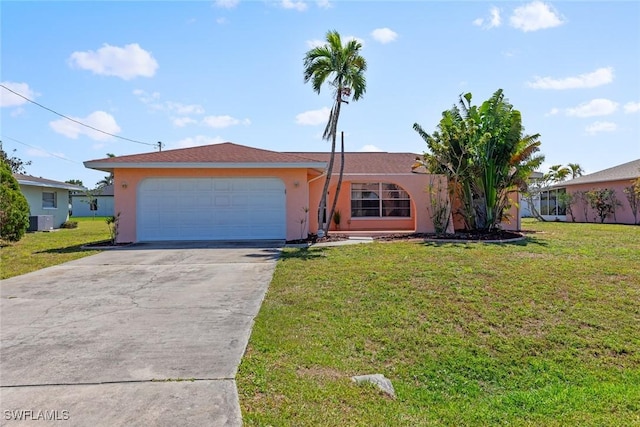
[279,247,326,261]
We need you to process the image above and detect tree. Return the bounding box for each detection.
[303,30,367,235]
[65,179,84,187]
[413,89,544,231]
[0,160,30,242]
[623,177,640,224]
[0,141,31,174]
[96,153,116,188]
[567,163,584,179]
[586,188,620,223]
[547,164,570,182]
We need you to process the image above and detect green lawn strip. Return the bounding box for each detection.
[237,220,640,426]
[0,217,111,279]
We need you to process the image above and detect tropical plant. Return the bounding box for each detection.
[567,163,584,179]
[413,89,544,231]
[623,177,640,224]
[303,30,367,235]
[0,160,30,242]
[586,188,620,223]
[96,153,116,188]
[547,164,570,182]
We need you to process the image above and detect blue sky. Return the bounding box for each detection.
[2,1,639,188]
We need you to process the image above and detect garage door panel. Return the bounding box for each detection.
[138,178,285,241]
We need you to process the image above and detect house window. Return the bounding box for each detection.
[351,183,411,218]
[540,188,566,215]
[42,192,57,209]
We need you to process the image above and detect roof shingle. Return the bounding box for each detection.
[558,159,640,187]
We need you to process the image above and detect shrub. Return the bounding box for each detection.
[61,221,78,229]
[0,161,30,242]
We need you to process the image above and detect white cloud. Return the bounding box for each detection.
[0,81,38,107]
[371,28,398,44]
[172,117,198,127]
[165,101,205,115]
[624,101,640,114]
[69,43,158,80]
[527,67,613,90]
[49,111,121,141]
[358,144,384,152]
[202,115,250,128]
[510,1,564,32]
[296,107,330,125]
[281,0,307,11]
[473,6,501,29]
[214,0,239,8]
[585,121,617,135]
[316,0,331,9]
[134,90,204,116]
[26,148,67,159]
[566,99,618,117]
[216,17,227,25]
[173,135,225,149]
[306,39,326,49]
[545,107,560,116]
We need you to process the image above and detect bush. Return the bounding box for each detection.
[61,221,78,229]
[0,162,30,242]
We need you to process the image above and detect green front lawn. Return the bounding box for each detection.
[1,217,111,279]
[237,220,640,426]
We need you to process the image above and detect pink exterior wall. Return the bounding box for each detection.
[565,179,639,224]
[450,188,520,231]
[307,173,454,234]
[112,168,311,243]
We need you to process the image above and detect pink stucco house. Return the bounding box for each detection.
[84,142,519,243]
[548,158,640,224]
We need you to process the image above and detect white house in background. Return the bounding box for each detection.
[520,171,544,218]
[71,185,114,217]
[14,174,85,229]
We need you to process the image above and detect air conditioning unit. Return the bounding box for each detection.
[28,215,54,232]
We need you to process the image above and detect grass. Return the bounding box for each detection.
[237,219,640,426]
[1,216,111,279]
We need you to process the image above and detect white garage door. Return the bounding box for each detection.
[137,177,286,241]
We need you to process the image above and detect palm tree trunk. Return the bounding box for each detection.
[327,131,345,235]
[319,96,342,235]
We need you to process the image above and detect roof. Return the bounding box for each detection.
[287,152,422,174]
[83,142,423,175]
[14,174,86,191]
[84,142,326,172]
[71,184,114,197]
[554,158,640,187]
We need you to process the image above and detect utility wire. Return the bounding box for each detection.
[1,84,157,147]
[2,135,82,164]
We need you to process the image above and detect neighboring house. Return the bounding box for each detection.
[14,174,85,229]
[519,171,544,218]
[550,158,640,224]
[71,185,115,217]
[83,142,519,243]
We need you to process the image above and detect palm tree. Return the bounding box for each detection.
[567,163,584,179]
[96,153,116,188]
[303,30,367,235]
[547,164,570,182]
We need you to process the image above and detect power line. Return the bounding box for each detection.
[1,84,157,147]
[1,135,82,164]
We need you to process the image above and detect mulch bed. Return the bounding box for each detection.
[286,230,524,244]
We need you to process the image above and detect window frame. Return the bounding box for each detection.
[42,191,58,209]
[351,182,411,219]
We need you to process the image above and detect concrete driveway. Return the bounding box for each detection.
[0,241,282,426]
